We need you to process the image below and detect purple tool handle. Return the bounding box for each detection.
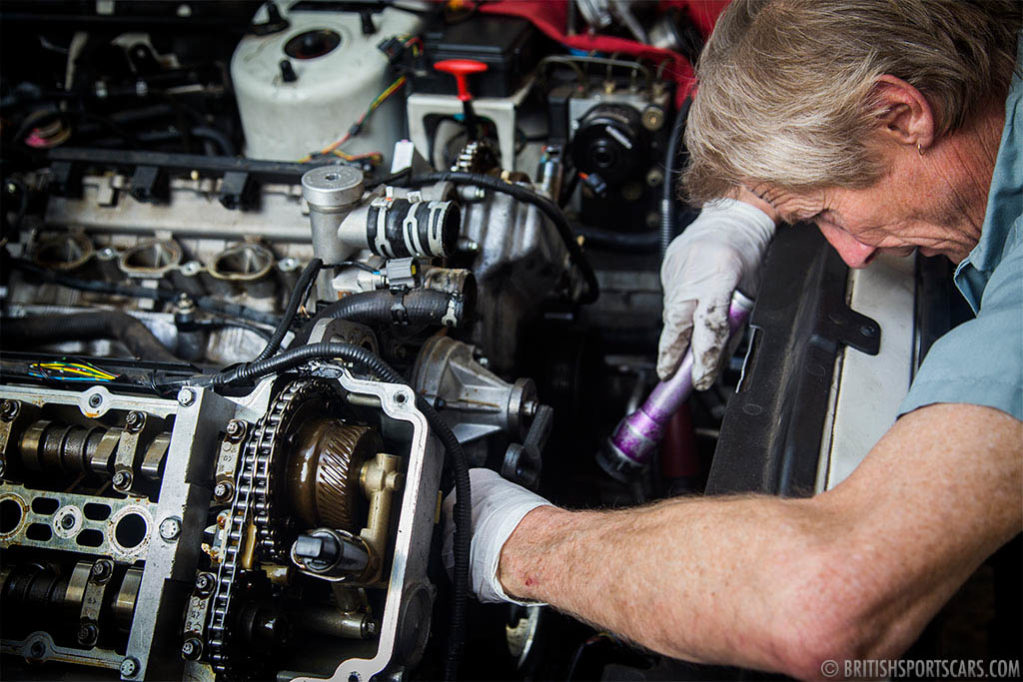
[610,291,754,465]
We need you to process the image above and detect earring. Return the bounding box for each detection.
[917,143,925,156]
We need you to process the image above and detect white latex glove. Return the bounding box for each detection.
[442,468,553,605]
[658,198,775,388]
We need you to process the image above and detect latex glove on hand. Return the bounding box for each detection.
[658,198,775,389]
[442,468,552,604]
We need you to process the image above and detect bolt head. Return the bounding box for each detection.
[195,572,215,594]
[180,637,202,660]
[159,517,182,541]
[0,400,19,421]
[77,622,99,645]
[112,471,132,489]
[29,642,45,659]
[60,514,76,529]
[120,657,139,677]
[125,411,145,432]
[213,481,233,501]
[88,394,103,408]
[178,388,196,407]
[225,420,245,441]
[90,560,112,582]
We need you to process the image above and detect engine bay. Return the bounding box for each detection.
[4,2,1011,681]
[0,2,716,679]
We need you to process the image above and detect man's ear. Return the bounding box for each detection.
[871,75,936,151]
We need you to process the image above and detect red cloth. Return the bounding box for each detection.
[477,0,728,105]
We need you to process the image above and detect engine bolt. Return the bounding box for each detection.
[159,516,182,542]
[59,514,76,530]
[77,622,99,646]
[225,420,245,442]
[90,560,113,583]
[180,637,202,661]
[112,471,132,489]
[29,641,45,659]
[178,388,196,407]
[213,481,234,501]
[0,400,19,421]
[125,411,145,432]
[120,657,139,677]
[88,393,103,408]
[194,572,215,595]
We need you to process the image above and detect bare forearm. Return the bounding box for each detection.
[498,404,1022,677]
[499,494,827,672]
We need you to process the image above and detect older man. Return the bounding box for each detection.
[446,1,1022,677]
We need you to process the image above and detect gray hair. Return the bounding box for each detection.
[682,0,1022,204]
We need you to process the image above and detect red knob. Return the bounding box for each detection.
[433,59,488,102]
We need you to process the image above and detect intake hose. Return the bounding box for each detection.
[292,289,467,347]
[2,311,180,363]
[395,171,600,305]
[661,97,692,257]
[210,342,471,681]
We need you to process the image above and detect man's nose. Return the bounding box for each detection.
[817,222,877,268]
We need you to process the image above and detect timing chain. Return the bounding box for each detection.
[206,380,306,675]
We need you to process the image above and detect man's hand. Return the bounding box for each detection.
[442,468,552,604]
[658,198,775,388]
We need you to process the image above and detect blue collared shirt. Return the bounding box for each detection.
[898,36,1023,421]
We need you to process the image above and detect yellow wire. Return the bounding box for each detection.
[297,76,407,163]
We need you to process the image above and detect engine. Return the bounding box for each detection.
[0,2,727,680]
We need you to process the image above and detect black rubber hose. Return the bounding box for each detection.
[210,342,472,680]
[2,311,180,363]
[293,289,464,346]
[661,97,692,257]
[6,257,280,326]
[252,258,321,362]
[190,126,237,157]
[396,171,600,305]
[575,225,660,253]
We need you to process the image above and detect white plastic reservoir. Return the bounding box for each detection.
[231,4,422,165]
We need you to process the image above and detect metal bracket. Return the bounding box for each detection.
[502,404,553,489]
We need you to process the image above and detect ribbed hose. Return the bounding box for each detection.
[212,343,471,680]
[293,289,464,347]
[396,171,600,305]
[2,311,180,363]
[661,97,692,257]
[252,258,321,362]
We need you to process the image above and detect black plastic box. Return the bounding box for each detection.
[411,15,546,99]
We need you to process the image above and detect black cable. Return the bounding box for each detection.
[661,97,692,257]
[209,342,472,680]
[396,171,600,304]
[6,256,280,326]
[252,258,321,362]
[364,166,411,191]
